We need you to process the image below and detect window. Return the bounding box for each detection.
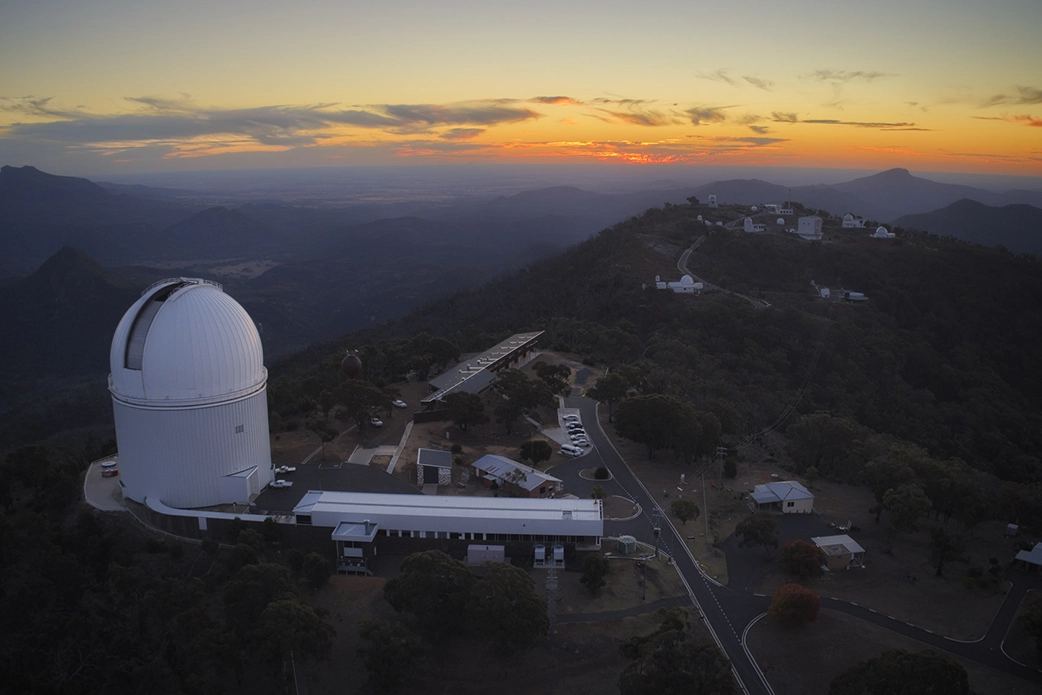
[786,501,794,507]
[539,486,546,494]
[235,424,244,434]
[296,515,312,526]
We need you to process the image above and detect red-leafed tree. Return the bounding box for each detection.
[779,540,828,580]
[768,583,821,627]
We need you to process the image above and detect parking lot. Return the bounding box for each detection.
[253,460,420,513]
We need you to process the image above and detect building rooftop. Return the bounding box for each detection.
[417,448,453,468]
[811,534,865,556]
[750,480,814,505]
[295,490,599,522]
[471,454,562,492]
[424,331,543,403]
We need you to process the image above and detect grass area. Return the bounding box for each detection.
[747,608,1038,695]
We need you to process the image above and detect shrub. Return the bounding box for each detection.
[594,466,610,480]
[451,443,463,454]
[768,583,820,627]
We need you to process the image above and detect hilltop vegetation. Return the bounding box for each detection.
[273,200,1042,524]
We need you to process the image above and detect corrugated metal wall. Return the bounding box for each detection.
[114,389,273,508]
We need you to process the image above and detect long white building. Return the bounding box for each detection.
[294,491,603,544]
[109,278,273,509]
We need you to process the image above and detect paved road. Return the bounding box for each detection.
[679,237,770,310]
[566,395,774,695]
[572,394,1042,693]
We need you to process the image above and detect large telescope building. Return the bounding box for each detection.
[109,278,273,509]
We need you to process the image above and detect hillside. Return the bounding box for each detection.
[274,201,1042,488]
[896,199,1042,256]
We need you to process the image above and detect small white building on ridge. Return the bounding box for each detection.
[744,217,767,233]
[655,274,703,294]
[751,480,814,513]
[842,213,866,228]
[872,226,895,238]
[797,216,823,241]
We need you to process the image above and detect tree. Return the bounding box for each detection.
[768,583,821,627]
[591,485,607,499]
[257,597,335,663]
[532,361,572,396]
[722,458,737,479]
[588,372,629,422]
[580,552,610,595]
[618,610,736,695]
[442,392,489,432]
[383,550,474,637]
[671,499,700,526]
[468,562,549,652]
[223,563,298,637]
[357,619,424,695]
[736,512,778,558]
[829,649,968,695]
[1017,597,1042,661]
[493,400,525,435]
[333,380,391,429]
[779,540,827,580]
[882,483,932,553]
[303,552,333,587]
[928,525,965,577]
[495,369,554,412]
[862,452,917,523]
[519,440,553,466]
[614,393,692,458]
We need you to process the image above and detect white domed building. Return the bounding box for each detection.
[109,278,273,508]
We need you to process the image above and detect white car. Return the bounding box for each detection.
[392,399,407,408]
[560,444,583,456]
[271,479,293,489]
[571,438,590,447]
[566,423,584,430]
[370,417,384,427]
[275,465,296,474]
[569,430,587,439]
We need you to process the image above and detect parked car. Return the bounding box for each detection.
[569,430,587,439]
[562,414,580,421]
[275,465,297,474]
[566,422,584,430]
[571,438,590,447]
[271,479,293,489]
[560,444,583,456]
[392,399,407,408]
[370,417,384,427]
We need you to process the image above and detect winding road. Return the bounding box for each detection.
[548,383,1042,693]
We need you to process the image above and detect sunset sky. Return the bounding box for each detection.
[2,0,1040,177]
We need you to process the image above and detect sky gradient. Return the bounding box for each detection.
[2,0,1040,177]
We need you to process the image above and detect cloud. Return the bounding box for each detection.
[596,108,674,127]
[980,86,1042,108]
[804,70,894,82]
[530,96,584,106]
[691,135,788,147]
[686,106,729,126]
[440,128,485,140]
[696,70,737,86]
[973,113,1042,127]
[748,125,771,135]
[0,98,544,159]
[742,76,774,91]
[768,112,924,130]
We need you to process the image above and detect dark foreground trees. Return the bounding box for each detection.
[383,550,475,637]
[357,619,424,695]
[829,648,968,695]
[469,562,549,652]
[736,512,779,558]
[619,609,736,695]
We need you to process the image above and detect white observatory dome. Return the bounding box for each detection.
[109,278,272,509]
[110,278,265,405]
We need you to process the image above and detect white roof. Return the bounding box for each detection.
[1016,542,1042,566]
[471,454,562,492]
[811,534,866,555]
[295,490,601,536]
[109,278,265,406]
[751,480,814,504]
